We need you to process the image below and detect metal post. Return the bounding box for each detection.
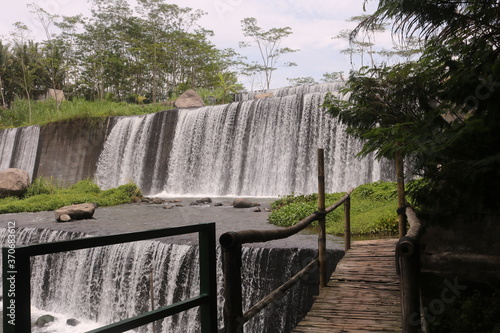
[199,224,218,333]
[317,148,327,288]
[3,246,31,333]
[344,196,351,251]
[221,239,244,333]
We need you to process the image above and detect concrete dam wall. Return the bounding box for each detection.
[0,83,395,196]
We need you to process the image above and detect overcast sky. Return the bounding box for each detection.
[0,0,386,90]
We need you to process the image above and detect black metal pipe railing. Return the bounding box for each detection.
[2,223,218,333]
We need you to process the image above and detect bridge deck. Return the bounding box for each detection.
[292,239,401,332]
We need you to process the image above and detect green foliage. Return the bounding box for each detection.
[348,0,500,222]
[429,290,500,333]
[1,98,166,128]
[269,181,398,235]
[0,0,243,108]
[240,17,298,89]
[0,178,142,213]
[24,177,60,197]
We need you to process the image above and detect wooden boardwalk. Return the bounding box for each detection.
[292,239,401,332]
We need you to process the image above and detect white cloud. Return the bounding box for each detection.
[0,0,383,90]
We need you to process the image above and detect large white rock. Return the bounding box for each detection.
[0,168,30,198]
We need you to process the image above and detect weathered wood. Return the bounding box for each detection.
[395,151,407,238]
[317,148,327,287]
[344,196,351,251]
[291,239,401,333]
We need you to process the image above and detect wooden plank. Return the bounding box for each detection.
[291,239,401,333]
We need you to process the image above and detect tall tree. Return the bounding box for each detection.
[29,3,65,109]
[327,0,500,221]
[239,17,298,90]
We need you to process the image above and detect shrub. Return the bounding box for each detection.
[268,181,398,235]
[0,178,142,213]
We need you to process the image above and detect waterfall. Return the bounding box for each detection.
[95,83,393,197]
[0,228,322,333]
[0,126,40,179]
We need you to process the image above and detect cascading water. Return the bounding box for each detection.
[0,126,40,179]
[0,228,325,333]
[95,83,393,197]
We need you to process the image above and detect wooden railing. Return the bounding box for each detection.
[219,149,354,333]
[396,206,424,333]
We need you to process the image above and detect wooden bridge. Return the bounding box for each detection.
[292,238,401,332]
[220,149,424,333]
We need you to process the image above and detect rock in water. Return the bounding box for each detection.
[0,168,30,198]
[233,198,255,208]
[55,203,97,222]
[174,89,205,108]
[35,314,55,327]
[66,318,81,326]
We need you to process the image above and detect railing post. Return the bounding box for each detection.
[396,151,407,238]
[397,238,421,333]
[3,246,31,333]
[220,233,244,333]
[344,195,351,251]
[199,223,218,333]
[317,148,327,288]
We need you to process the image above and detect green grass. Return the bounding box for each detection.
[0,98,169,128]
[0,178,142,214]
[269,181,399,236]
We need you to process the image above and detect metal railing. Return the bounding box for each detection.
[2,223,217,333]
[219,148,354,333]
[396,206,424,333]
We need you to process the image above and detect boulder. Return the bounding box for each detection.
[35,314,55,327]
[174,89,205,109]
[0,168,30,198]
[66,318,81,326]
[59,214,72,222]
[233,198,255,208]
[55,203,97,222]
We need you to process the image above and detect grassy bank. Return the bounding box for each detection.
[0,98,169,129]
[269,181,399,236]
[0,178,142,214]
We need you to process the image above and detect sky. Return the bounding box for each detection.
[0,0,388,90]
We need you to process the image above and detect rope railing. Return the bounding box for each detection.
[220,148,354,333]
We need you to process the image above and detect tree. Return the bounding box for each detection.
[29,3,65,109]
[239,17,298,90]
[327,0,500,222]
[287,76,317,86]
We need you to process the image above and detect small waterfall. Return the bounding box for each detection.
[95,110,178,194]
[94,83,393,197]
[0,126,40,179]
[0,228,322,333]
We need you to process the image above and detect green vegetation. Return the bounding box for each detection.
[324,0,500,223]
[1,98,167,128]
[429,289,500,333]
[0,178,142,214]
[269,181,399,235]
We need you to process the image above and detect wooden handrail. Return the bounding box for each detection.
[396,206,424,333]
[220,148,354,333]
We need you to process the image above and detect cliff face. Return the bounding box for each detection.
[33,118,112,184]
